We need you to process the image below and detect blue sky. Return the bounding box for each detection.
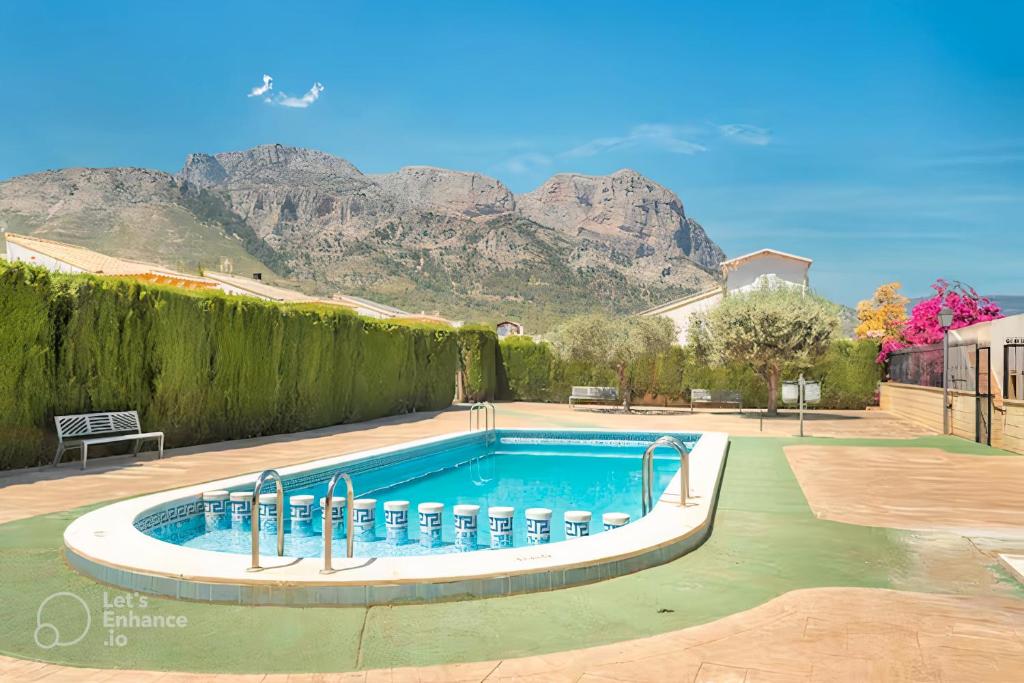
[1,1,1021,306]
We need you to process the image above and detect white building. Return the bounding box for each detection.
[3,231,461,325]
[643,248,812,345]
[496,321,525,338]
[4,232,216,289]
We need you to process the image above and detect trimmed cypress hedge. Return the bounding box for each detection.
[497,336,881,409]
[0,263,458,470]
[456,325,499,402]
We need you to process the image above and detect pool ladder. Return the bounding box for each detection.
[321,471,355,574]
[247,469,285,571]
[248,468,356,573]
[468,402,496,484]
[468,402,496,439]
[641,436,690,517]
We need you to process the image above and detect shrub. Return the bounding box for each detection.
[0,264,56,467]
[0,263,458,469]
[498,336,880,409]
[456,325,498,402]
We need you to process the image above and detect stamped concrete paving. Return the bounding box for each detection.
[0,403,1020,681]
[786,444,1024,532]
[2,588,1022,682]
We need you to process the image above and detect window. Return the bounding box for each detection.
[947,344,977,392]
[1007,344,1024,400]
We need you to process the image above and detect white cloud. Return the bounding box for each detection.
[496,152,552,175]
[247,75,325,109]
[718,123,772,146]
[276,82,325,109]
[565,124,706,157]
[247,74,273,98]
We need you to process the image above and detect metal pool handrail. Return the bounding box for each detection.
[468,401,496,432]
[320,471,355,574]
[641,436,691,516]
[248,469,284,571]
[468,402,496,483]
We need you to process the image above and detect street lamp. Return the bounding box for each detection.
[938,306,954,434]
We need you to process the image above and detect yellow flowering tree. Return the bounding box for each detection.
[855,282,908,343]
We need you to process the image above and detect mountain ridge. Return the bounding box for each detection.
[0,144,726,329]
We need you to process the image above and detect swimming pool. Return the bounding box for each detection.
[65,427,729,606]
[149,431,689,557]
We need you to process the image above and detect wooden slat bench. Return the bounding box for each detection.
[569,386,620,408]
[53,411,164,470]
[690,389,743,413]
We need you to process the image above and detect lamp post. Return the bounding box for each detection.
[938,306,954,434]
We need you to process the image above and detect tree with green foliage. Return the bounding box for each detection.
[690,286,840,416]
[549,314,677,411]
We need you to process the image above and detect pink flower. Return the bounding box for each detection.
[901,279,1003,346]
[875,279,1002,364]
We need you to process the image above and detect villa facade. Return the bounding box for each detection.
[643,248,813,345]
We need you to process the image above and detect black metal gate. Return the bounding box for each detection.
[976,346,992,445]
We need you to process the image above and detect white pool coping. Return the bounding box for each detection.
[999,554,1024,585]
[64,428,729,606]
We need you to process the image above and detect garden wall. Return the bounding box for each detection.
[878,382,944,432]
[0,263,459,470]
[879,382,1024,454]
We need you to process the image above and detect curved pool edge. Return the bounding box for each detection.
[63,429,729,607]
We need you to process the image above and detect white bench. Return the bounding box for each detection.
[690,389,743,413]
[53,411,164,470]
[569,386,619,408]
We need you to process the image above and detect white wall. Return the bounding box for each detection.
[726,254,808,293]
[6,242,86,274]
[951,314,1024,399]
[660,291,723,346]
[213,282,269,299]
[353,306,389,319]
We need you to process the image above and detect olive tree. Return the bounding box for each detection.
[549,313,677,411]
[690,286,839,416]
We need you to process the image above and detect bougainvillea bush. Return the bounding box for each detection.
[903,279,1003,344]
[877,279,1003,363]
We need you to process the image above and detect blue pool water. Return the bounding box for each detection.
[149,430,698,558]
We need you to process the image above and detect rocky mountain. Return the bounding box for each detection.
[0,144,726,329]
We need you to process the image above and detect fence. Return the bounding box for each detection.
[887,342,978,391]
[888,344,943,388]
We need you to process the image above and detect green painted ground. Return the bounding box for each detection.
[0,435,1019,674]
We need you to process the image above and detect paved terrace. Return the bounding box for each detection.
[0,403,1021,681]
[0,404,928,525]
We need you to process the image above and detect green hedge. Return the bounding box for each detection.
[0,263,458,470]
[497,336,615,402]
[498,336,881,409]
[456,326,498,402]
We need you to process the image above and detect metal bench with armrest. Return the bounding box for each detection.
[569,386,619,408]
[689,389,743,413]
[53,411,164,470]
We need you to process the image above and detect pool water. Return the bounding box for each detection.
[149,430,695,558]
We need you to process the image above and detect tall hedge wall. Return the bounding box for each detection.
[456,326,499,402]
[0,263,458,470]
[498,336,881,409]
